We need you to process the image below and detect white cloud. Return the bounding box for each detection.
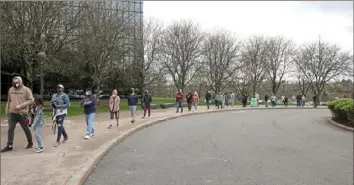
[144,1,353,53]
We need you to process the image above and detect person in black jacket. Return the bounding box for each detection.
[186,91,193,111]
[296,93,302,107]
[142,90,152,118]
[313,93,318,108]
[205,91,212,109]
[264,94,269,107]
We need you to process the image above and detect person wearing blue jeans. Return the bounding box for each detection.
[52,84,70,147]
[81,88,96,139]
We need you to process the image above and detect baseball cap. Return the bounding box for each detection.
[57,84,64,89]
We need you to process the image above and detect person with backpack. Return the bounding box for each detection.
[296,93,302,107]
[31,96,45,153]
[142,90,152,118]
[108,89,120,129]
[52,84,70,147]
[80,88,96,139]
[127,88,139,123]
[186,91,193,111]
[264,94,269,107]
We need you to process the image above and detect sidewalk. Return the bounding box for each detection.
[0,105,326,185]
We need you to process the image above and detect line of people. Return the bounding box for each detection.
[1,77,153,153]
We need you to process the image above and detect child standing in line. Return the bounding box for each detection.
[32,96,45,153]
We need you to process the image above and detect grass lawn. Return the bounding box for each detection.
[0,97,207,117]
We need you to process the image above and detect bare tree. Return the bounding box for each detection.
[294,37,353,99]
[75,2,128,101]
[160,20,204,92]
[141,18,164,90]
[242,36,268,96]
[232,67,252,100]
[0,1,83,88]
[264,36,294,95]
[201,30,242,93]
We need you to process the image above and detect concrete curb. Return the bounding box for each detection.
[65,107,327,185]
[327,118,354,132]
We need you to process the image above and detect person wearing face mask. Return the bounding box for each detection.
[127,88,139,123]
[80,88,96,139]
[142,90,152,118]
[1,76,34,153]
[108,89,120,129]
[51,84,70,147]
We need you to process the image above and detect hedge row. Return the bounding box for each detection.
[328,98,354,123]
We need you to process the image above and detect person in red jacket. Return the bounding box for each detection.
[176,89,183,113]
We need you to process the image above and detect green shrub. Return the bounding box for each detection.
[328,98,354,122]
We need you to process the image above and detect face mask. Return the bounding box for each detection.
[112,94,116,97]
[85,91,91,96]
[13,83,19,88]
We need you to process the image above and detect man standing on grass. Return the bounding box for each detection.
[80,88,96,139]
[176,89,184,113]
[142,90,152,118]
[128,88,139,123]
[108,89,120,129]
[1,76,34,153]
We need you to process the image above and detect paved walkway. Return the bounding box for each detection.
[85,109,352,185]
[0,105,326,185]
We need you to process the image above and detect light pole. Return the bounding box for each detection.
[35,51,46,98]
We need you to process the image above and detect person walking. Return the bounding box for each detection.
[205,91,212,109]
[313,93,318,108]
[301,95,306,107]
[216,92,224,109]
[31,96,45,153]
[80,88,96,139]
[255,93,260,107]
[264,94,269,107]
[224,93,229,108]
[108,89,120,129]
[127,88,139,123]
[176,89,183,113]
[296,93,302,107]
[284,96,289,107]
[1,76,34,152]
[230,92,235,107]
[271,94,277,107]
[192,91,200,112]
[186,91,193,112]
[52,84,70,147]
[242,94,248,107]
[142,90,152,118]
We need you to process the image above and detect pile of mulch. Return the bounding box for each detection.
[332,118,354,129]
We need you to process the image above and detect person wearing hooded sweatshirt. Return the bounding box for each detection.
[108,89,120,128]
[186,91,193,111]
[193,91,200,112]
[142,90,152,118]
[127,88,139,123]
[80,88,96,139]
[216,92,224,109]
[230,92,235,107]
[51,84,70,147]
[2,76,34,153]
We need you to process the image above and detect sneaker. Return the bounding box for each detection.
[62,138,68,143]
[84,135,90,139]
[36,147,44,153]
[108,124,112,129]
[26,142,33,149]
[131,120,135,123]
[53,142,60,147]
[142,116,145,119]
[1,145,13,153]
[90,133,94,137]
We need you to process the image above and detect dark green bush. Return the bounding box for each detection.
[328,98,354,122]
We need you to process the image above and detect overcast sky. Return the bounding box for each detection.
[144,1,353,53]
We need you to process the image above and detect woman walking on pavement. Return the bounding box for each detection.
[176,89,184,113]
[52,84,70,147]
[108,90,120,128]
[301,95,306,107]
[32,96,45,153]
[193,91,200,112]
[127,88,139,123]
[271,94,277,107]
[80,88,96,139]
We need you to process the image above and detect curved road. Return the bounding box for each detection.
[84,109,353,185]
